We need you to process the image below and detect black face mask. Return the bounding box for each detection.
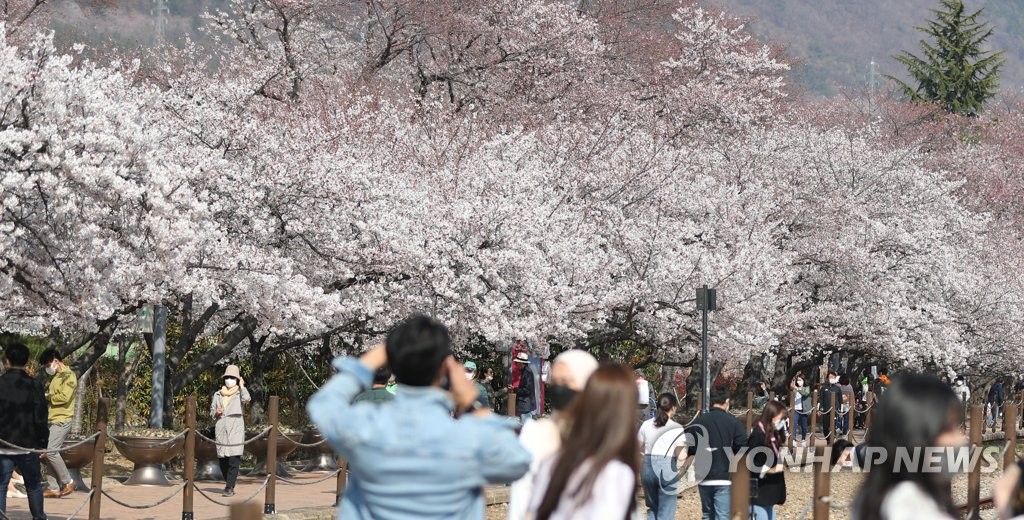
[548,384,578,410]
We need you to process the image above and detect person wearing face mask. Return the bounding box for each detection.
[38,348,77,498]
[462,361,491,410]
[507,349,598,520]
[639,393,684,520]
[747,400,789,520]
[851,373,968,520]
[789,373,811,447]
[211,365,250,497]
[818,371,842,439]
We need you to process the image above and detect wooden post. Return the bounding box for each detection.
[789,390,797,451]
[1005,401,1017,470]
[813,450,831,520]
[729,452,750,520]
[183,397,196,520]
[864,392,875,438]
[967,404,982,520]
[809,390,818,448]
[746,391,754,432]
[89,398,109,520]
[229,501,262,520]
[264,396,279,515]
[846,392,856,443]
[336,456,347,504]
[827,392,836,446]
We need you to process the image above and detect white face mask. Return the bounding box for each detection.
[829,377,838,385]
[465,372,474,380]
[796,379,803,387]
[774,419,786,431]
[224,378,237,388]
[45,364,56,376]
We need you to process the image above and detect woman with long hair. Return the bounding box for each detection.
[508,350,598,520]
[852,373,967,520]
[638,392,684,520]
[529,363,640,520]
[748,400,789,520]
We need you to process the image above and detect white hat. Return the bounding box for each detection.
[514,352,530,364]
[222,365,241,380]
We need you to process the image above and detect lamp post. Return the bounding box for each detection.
[696,286,717,412]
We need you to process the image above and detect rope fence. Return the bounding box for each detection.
[0,431,101,454]
[101,483,186,509]
[195,427,273,448]
[194,476,271,507]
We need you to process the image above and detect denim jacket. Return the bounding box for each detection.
[308,357,531,520]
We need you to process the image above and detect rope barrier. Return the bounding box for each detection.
[797,497,814,520]
[107,429,187,448]
[194,476,271,507]
[287,437,328,449]
[100,483,186,509]
[0,431,101,454]
[65,489,95,520]
[822,495,854,511]
[195,426,273,448]
[277,469,341,486]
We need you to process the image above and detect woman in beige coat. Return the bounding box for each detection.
[211,365,250,497]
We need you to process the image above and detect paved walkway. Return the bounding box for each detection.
[2,473,340,520]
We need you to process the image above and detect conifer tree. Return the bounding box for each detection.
[890,0,1004,116]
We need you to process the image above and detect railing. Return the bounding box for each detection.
[729,401,1017,520]
[0,396,347,520]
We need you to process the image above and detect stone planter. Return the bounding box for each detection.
[61,437,96,492]
[299,431,338,473]
[112,435,186,486]
[244,431,301,477]
[195,433,224,482]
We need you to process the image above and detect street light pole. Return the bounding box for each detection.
[696,285,717,413]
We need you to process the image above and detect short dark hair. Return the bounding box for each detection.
[39,348,62,365]
[5,343,30,367]
[385,315,450,387]
[710,386,731,406]
[372,366,391,386]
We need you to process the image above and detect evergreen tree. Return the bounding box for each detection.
[890,0,1004,116]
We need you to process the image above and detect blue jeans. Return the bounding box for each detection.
[0,453,47,519]
[752,504,775,520]
[641,456,678,520]
[698,485,730,520]
[795,412,808,440]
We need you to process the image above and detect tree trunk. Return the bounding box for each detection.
[115,340,145,431]
[70,364,93,437]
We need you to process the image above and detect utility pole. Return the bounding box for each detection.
[149,305,167,428]
[152,0,169,49]
[696,286,717,412]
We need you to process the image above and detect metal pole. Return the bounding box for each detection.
[702,285,710,413]
[149,304,167,428]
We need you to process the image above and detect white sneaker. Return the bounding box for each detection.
[7,488,26,499]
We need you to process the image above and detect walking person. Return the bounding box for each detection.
[837,375,854,436]
[818,371,842,439]
[748,401,789,520]
[639,393,685,520]
[851,373,967,520]
[0,343,49,520]
[528,363,639,520]
[308,315,530,519]
[513,352,536,424]
[683,387,748,520]
[508,349,598,520]
[37,349,76,498]
[211,365,250,497]
[789,373,811,447]
[988,380,1005,429]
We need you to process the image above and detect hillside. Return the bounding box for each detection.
[46,0,1024,97]
[712,0,1024,96]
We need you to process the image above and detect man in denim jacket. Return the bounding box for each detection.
[308,315,531,519]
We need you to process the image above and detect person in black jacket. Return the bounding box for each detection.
[748,400,788,520]
[0,343,49,519]
[513,352,536,424]
[685,387,748,520]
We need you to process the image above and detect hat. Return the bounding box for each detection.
[514,352,529,364]
[222,365,241,380]
[463,361,477,372]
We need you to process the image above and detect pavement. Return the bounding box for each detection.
[2,472,342,520]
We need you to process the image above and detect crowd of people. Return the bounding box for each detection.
[5,314,1024,520]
